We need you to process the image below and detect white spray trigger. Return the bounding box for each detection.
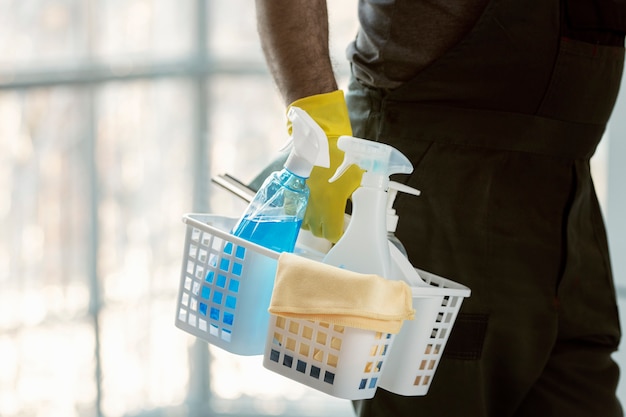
[328,145,359,183]
[386,181,421,233]
[283,107,330,178]
[329,136,413,188]
[387,181,421,208]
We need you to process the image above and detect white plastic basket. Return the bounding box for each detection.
[263,316,396,400]
[262,248,470,399]
[378,269,470,396]
[176,213,471,398]
[175,214,279,355]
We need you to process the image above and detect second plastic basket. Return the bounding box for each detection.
[175,214,279,355]
[262,251,470,399]
[378,269,470,396]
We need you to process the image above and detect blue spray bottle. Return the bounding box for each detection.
[231,107,330,253]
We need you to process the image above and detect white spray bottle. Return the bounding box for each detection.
[232,107,330,253]
[322,136,413,278]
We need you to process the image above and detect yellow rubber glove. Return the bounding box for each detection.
[287,90,363,243]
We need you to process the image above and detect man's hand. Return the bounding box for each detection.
[288,91,362,243]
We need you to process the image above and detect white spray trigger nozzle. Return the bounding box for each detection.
[329,136,413,188]
[386,181,420,232]
[283,107,330,178]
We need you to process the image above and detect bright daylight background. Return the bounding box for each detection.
[1,1,625,417]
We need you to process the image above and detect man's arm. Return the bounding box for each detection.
[255,0,338,105]
[255,0,361,243]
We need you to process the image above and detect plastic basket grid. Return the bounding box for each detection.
[263,316,395,400]
[175,214,279,355]
[263,270,469,399]
[177,229,243,341]
[175,215,471,396]
[413,292,463,389]
[378,270,468,396]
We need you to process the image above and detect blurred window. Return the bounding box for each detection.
[0,1,356,416]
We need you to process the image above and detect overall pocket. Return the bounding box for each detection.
[537,37,624,125]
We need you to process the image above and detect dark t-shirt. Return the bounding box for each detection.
[346,0,490,88]
[347,0,626,89]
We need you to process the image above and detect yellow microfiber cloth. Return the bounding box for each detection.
[269,253,415,334]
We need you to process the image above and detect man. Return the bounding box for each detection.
[255,0,625,415]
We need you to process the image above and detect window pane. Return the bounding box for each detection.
[207,0,265,63]
[207,75,285,184]
[93,0,194,61]
[95,79,194,298]
[0,0,88,69]
[0,87,91,326]
[94,79,195,416]
[0,86,96,415]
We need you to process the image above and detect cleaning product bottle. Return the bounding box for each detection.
[322,136,413,278]
[386,181,421,257]
[231,107,330,253]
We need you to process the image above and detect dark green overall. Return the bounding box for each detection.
[347,0,625,416]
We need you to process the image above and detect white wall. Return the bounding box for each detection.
[608,71,626,288]
[608,69,626,401]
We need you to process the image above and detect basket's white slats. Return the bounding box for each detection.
[182,213,280,260]
[263,316,396,400]
[176,214,471,395]
[175,214,279,355]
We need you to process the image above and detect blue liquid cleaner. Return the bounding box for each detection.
[232,215,302,253]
